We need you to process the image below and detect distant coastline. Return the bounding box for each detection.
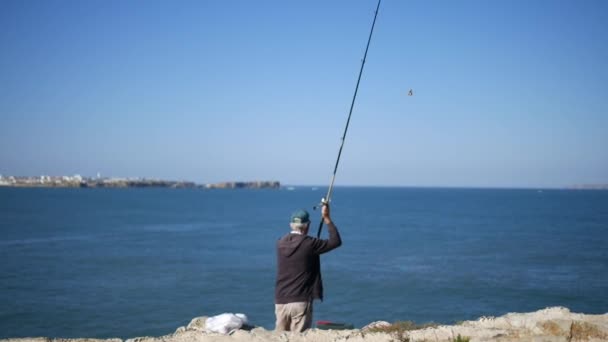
[566,184,608,190]
[1,175,607,190]
[0,175,280,189]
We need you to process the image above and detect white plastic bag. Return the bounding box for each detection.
[204,313,249,334]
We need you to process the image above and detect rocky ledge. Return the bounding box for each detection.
[2,307,607,342]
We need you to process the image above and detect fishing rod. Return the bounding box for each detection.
[315,0,382,238]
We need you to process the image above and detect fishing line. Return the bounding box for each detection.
[315,0,382,238]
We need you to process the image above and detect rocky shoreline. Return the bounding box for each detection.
[2,307,607,342]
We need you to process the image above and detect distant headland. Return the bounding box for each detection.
[0,175,280,189]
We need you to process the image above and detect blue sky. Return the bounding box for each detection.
[1,0,607,188]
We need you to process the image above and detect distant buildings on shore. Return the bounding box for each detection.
[0,175,280,189]
[204,181,280,189]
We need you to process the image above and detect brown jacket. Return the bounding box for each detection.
[274,223,342,304]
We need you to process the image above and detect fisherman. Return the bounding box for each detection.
[274,203,342,332]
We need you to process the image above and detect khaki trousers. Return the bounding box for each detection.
[275,301,313,332]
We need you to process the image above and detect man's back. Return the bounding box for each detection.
[275,219,341,304]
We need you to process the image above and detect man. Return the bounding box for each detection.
[274,203,342,332]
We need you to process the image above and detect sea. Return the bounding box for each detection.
[1,187,607,338]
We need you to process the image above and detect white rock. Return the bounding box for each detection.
[186,316,208,331]
[361,321,391,331]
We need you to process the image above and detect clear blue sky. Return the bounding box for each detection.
[1,0,607,188]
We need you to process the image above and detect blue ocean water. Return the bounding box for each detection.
[1,187,607,338]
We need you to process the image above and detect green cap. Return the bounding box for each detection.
[291,209,310,224]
